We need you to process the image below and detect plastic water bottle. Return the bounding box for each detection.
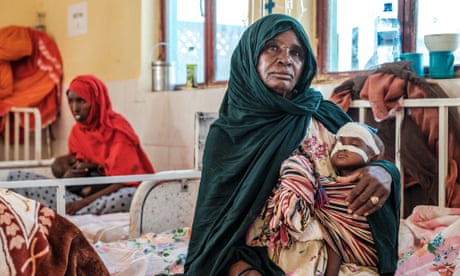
[185,46,198,89]
[374,2,401,65]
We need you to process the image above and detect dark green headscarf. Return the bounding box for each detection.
[184,14,399,275]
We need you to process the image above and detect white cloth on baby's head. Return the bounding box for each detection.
[336,122,380,155]
[331,141,370,162]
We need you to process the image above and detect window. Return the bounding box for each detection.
[164,0,248,87]
[318,0,460,76]
[163,0,460,83]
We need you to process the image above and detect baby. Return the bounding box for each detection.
[51,153,107,196]
[323,122,385,275]
[248,122,388,275]
[330,122,384,176]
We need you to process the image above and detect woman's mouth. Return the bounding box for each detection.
[271,72,292,80]
[75,115,81,120]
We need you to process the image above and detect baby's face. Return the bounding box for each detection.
[331,136,375,168]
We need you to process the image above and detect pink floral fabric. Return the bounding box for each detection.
[397,205,460,276]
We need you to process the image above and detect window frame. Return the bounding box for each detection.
[160,0,228,88]
[162,0,457,84]
[316,0,419,79]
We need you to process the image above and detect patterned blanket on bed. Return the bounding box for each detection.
[396,205,460,275]
[85,205,460,276]
[94,227,190,275]
[0,188,109,276]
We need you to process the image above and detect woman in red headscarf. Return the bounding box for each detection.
[57,74,155,215]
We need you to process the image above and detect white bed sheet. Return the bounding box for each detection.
[67,212,130,243]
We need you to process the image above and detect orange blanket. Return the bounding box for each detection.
[0,25,63,133]
[330,62,460,215]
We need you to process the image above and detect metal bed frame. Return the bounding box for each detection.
[0,97,458,224]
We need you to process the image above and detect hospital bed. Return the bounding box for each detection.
[1,107,53,168]
[0,97,459,275]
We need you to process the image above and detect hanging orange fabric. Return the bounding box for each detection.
[0,61,13,99]
[0,25,32,60]
[0,25,62,132]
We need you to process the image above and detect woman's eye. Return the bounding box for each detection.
[290,49,302,57]
[268,45,279,52]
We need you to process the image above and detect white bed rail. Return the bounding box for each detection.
[129,170,202,236]
[0,169,201,216]
[349,97,460,213]
[1,107,52,168]
[193,97,460,217]
[0,98,457,221]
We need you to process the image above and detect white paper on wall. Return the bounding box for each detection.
[68,2,88,37]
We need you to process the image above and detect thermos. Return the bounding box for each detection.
[151,42,175,91]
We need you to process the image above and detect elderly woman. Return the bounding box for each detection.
[183,14,400,276]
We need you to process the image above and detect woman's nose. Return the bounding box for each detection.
[277,48,292,64]
[69,102,79,113]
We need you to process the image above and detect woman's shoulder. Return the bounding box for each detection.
[110,130,138,144]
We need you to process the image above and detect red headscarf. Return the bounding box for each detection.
[67,75,154,182]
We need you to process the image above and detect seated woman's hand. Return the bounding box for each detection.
[336,166,391,216]
[66,198,90,215]
[73,160,100,172]
[63,160,101,178]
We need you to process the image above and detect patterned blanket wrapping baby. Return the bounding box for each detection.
[0,188,109,276]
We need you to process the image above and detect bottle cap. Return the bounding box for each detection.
[384,3,393,12]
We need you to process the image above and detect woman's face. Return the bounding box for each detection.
[67,90,91,124]
[257,30,305,98]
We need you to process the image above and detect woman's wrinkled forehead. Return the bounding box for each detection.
[255,26,306,54]
[261,29,305,53]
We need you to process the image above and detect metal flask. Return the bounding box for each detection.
[151,42,175,91]
[151,60,175,91]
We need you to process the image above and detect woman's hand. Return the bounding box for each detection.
[63,160,100,178]
[73,160,99,172]
[336,166,392,216]
[66,183,124,215]
[66,198,90,215]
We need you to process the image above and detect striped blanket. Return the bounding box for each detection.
[256,153,377,266]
